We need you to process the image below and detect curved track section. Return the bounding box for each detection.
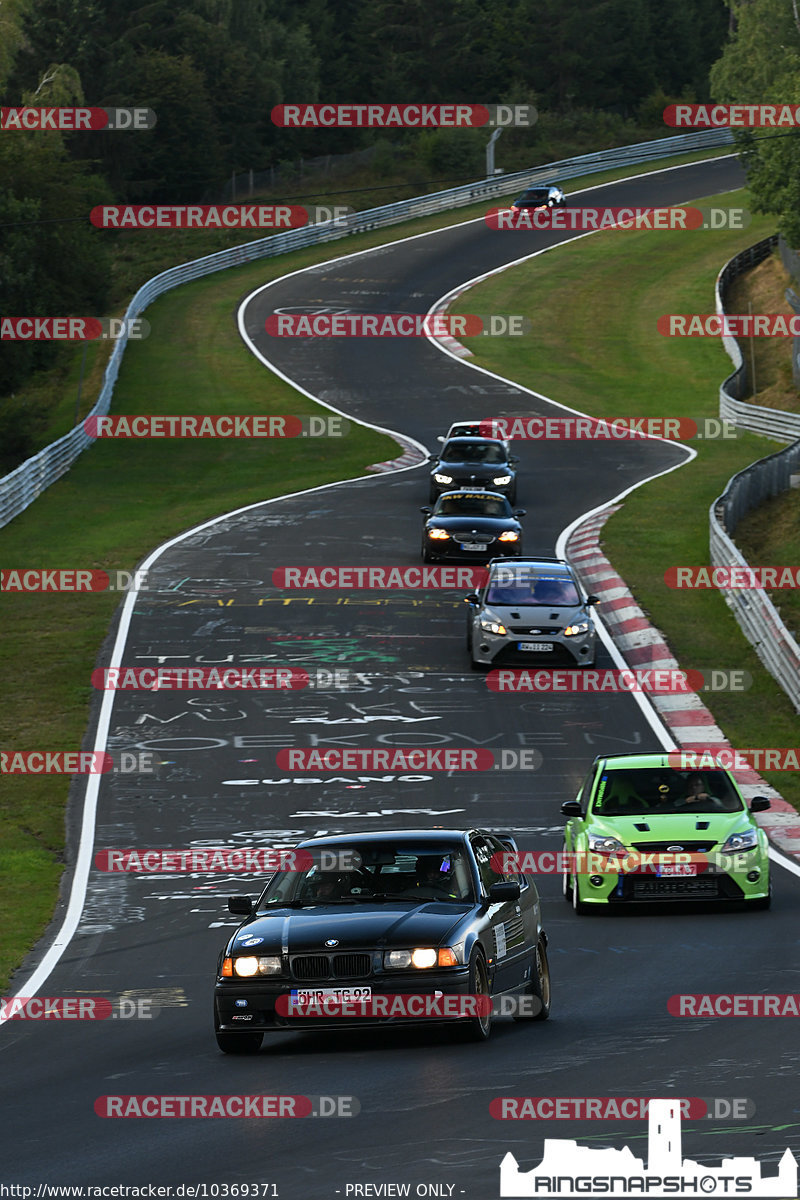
[4,156,799,1195]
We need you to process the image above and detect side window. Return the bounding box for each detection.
[493,836,528,890]
[575,764,597,813]
[471,836,505,893]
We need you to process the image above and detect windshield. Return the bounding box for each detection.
[486,573,579,607]
[257,845,476,907]
[592,769,744,816]
[440,441,507,465]
[517,189,549,204]
[437,495,512,517]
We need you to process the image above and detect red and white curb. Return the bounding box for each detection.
[566,504,800,863]
[368,432,428,472]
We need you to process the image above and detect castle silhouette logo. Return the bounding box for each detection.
[500,1099,797,1197]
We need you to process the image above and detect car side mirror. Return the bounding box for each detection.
[585,595,599,606]
[228,895,254,916]
[427,454,439,462]
[420,506,432,515]
[436,435,445,442]
[487,881,520,903]
[509,456,520,465]
[464,593,480,605]
[750,796,771,812]
[561,800,582,817]
[514,509,526,517]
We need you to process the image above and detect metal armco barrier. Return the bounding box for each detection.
[711,237,800,712]
[0,128,733,529]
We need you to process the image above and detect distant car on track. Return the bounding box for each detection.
[512,185,565,211]
[214,828,551,1051]
[561,753,772,911]
[420,490,525,562]
[428,437,519,504]
[437,421,511,452]
[465,556,598,669]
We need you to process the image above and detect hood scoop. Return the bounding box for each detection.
[695,820,710,829]
[633,822,651,831]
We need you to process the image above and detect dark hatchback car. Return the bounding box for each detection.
[420,490,526,562]
[428,437,519,504]
[512,185,565,210]
[214,829,550,1051]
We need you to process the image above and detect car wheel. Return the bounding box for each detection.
[214,1009,263,1054]
[514,934,551,1021]
[562,844,573,901]
[468,626,489,670]
[746,887,772,910]
[572,871,587,914]
[460,950,493,1041]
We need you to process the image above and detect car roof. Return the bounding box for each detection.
[488,556,572,574]
[442,436,505,446]
[437,489,510,500]
[295,829,491,849]
[592,752,733,773]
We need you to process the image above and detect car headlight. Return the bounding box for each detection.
[492,475,512,486]
[427,528,450,540]
[498,530,520,542]
[434,473,453,485]
[479,618,507,635]
[384,948,458,969]
[720,829,759,854]
[226,955,282,977]
[563,620,590,636]
[587,834,628,856]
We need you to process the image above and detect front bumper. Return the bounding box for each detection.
[572,854,770,905]
[470,626,596,667]
[426,536,522,562]
[214,968,473,1033]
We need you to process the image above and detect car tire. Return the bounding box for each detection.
[572,871,588,914]
[459,950,493,1041]
[468,627,490,671]
[214,1013,263,1055]
[562,844,573,901]
[514,935,551,1021]
[746,887,771,911]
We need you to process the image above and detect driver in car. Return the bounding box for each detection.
[414,856,460,899]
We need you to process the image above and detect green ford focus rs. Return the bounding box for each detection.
[561,753,772,910]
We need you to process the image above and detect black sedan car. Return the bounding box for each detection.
[428,437,519,504]
[214,829,550,1051]
[512,184,565,210]
[420,490,526,562]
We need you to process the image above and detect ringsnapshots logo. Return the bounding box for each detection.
[271,103,536,128]
[83,415,347,438]
[1,317,149,340]
[499,1097,798,1197]
[0,107,156,130]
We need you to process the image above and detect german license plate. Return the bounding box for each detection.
[518,641,553,651]
[657,864,698,877]
[460,542,487,552]
[290,986,372,1006]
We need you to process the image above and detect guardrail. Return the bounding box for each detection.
[0,127,734,530]
[710,237,800,712]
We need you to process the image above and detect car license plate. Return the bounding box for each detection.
[290,986,372,1006]
[657,864,698,877]
[460,542,487,552]
[518,641,553,651]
